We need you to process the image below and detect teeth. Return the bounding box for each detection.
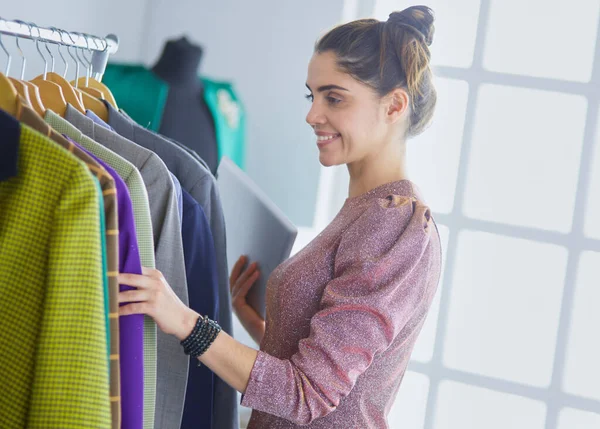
[317,134,338,141]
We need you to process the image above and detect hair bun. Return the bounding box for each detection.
[388,6,435,46]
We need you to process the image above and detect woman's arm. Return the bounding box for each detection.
[119,197,436,425]
[233,305,265,345]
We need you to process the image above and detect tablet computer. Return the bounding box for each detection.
[216,156,298,319]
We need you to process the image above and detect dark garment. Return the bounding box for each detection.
[0,109,20,180]
[157,82,219,174]
[180,189,219,429]
[67,136,145,429]
[163,134,211,171]
[105,101,237,429]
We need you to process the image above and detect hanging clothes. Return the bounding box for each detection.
[64,104,190,429]
[104,101,232,429]
[0,110,111,428]
[2,22,240,429]
[45,111,149,429]
[14,98,122,429]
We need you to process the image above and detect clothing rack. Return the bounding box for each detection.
[0,18,119,79]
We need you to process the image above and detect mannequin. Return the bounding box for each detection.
[152,36,219,173]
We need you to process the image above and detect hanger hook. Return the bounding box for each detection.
[52,28,69,78]
[64,31,80,86]
[29,22,48,79]
[0,18,12,75]
[12,20,28,80]
[74,32,92,86]
[45,28,56,73]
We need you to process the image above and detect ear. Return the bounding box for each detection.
[384,88,410,124]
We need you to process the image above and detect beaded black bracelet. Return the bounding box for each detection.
[181,315,222,362]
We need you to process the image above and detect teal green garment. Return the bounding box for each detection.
[103,63,246,169]
[103,64,169,132]
[95,177,110,362]
[201,77,246,169]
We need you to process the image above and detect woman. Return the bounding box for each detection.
[119,5,442,428]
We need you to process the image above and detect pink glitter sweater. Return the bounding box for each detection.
[241,180,442,428]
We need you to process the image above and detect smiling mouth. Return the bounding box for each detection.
[316,134,340,146]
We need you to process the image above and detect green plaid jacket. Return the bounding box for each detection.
[0,123,110,428]
[17,100,121,429]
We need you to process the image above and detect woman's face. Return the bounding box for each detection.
[305,51,393,167]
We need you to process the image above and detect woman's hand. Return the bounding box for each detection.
[118,267,199,341]
[230,255,266,344]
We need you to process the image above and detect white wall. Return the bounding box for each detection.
[140,0,346,227]
[2,1,347,227]
[1,0,149,80]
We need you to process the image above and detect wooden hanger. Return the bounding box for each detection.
[19,25,67,116]
[22,81,45,116]
[0,31,17,115]
[81,86,105,100]
[0,72,18,116]
[76,86,109,122]
[72,34,118,109]
[32,78,68,117]
[33,72,86,113]
[4,32,36,111]
[75,76,118,108]
[8,77,33,108]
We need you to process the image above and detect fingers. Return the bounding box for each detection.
[236,270,260,299]
[118,289,151,304]
[119,269,165,290]
[119,302,148,317]
[230,255,248,286]
[231,263,258,296]
[237,262,258,287]
[141,267,164,280]
[118,273,151,289]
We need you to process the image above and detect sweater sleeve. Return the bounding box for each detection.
[241,195,435,425]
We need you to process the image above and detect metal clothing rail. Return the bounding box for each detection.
[0,18,119,78]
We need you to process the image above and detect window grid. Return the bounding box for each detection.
[401,1,600,428]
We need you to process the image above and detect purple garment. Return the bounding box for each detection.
[242,181,442,428]
[64,134,145,429]
[170,173,183,227]
[87,109,116,131]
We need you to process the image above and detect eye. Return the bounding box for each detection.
[305,93,314,102]
[327,96,342,105]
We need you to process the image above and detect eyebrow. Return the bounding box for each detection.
[305,83,349,93]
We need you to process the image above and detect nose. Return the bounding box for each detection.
[306,101,326,127]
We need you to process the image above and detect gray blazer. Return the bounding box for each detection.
[65,105,190,429]
[107,103,238,429]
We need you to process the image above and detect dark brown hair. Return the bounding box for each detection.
[315,5,436,138]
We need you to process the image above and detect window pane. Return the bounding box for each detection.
[411,224,449,362]
[444,231,567,387]
[563,251,600,401]
[584,117,600,239]
[483,0,600,81]
[558,408,600,429]
[409,78,469,214]
[373,0,482,68]
[434,381,547,429]
[464,84,586,232]
[388,371,429,429]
